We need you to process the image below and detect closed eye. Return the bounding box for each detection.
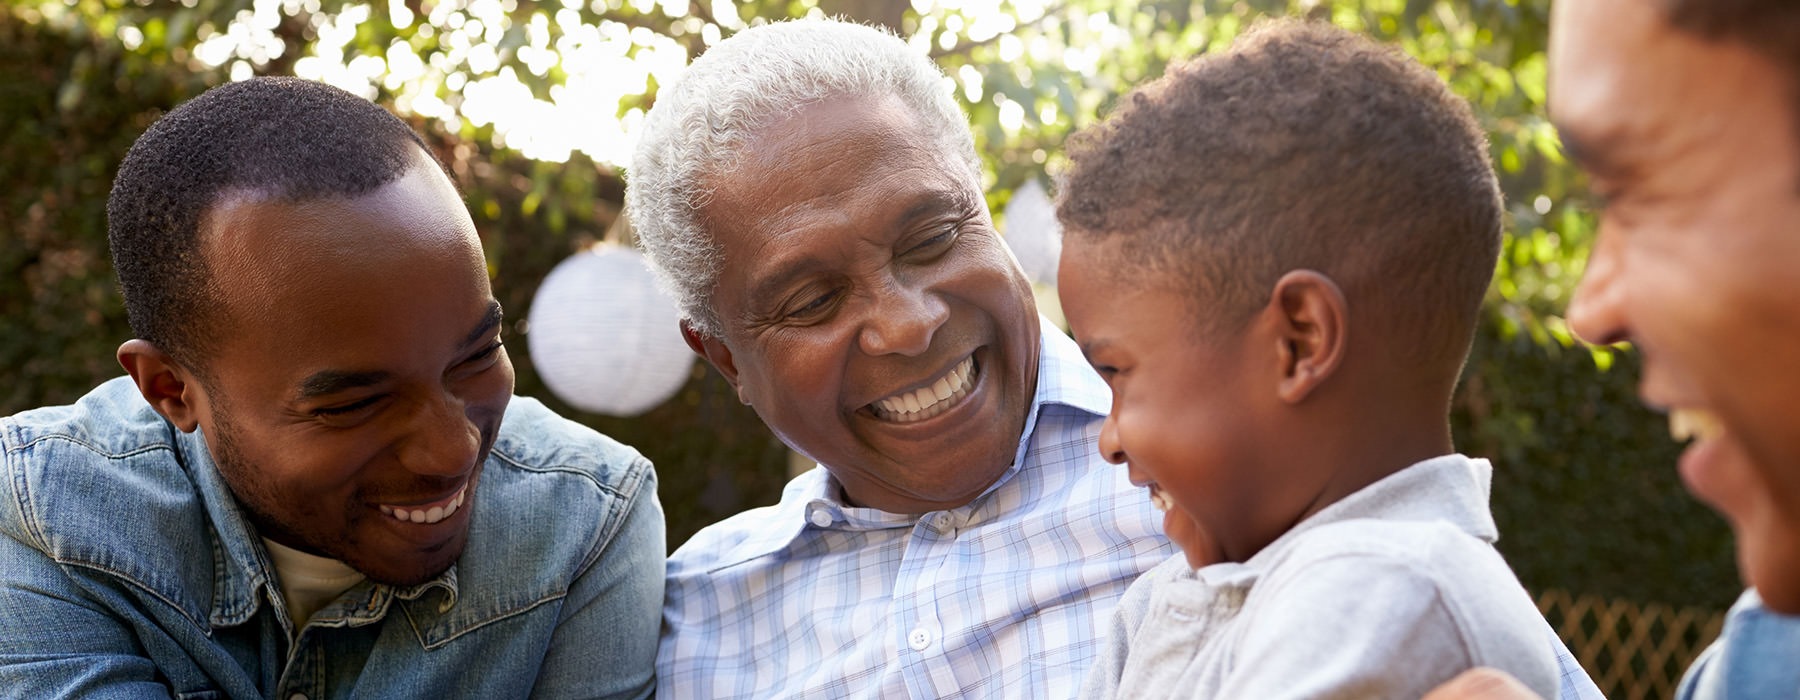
[314,395,383,418]
[466,340,504,365]
[904,227,959,260]
[449,340,505,380]
[784,288,842,322]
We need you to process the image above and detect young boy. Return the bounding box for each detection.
[1057,20,1568,698]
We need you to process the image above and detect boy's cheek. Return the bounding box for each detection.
[1166,507,1223,569]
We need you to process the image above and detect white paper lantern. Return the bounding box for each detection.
[527,244,695,416]
[1002,179,1063,286]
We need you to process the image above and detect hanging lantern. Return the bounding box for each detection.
[1001,179,1063,286]
[527,244,694,417]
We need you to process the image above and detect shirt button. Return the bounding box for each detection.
[808,508,833,528]
[289,694,309,700]
[908,628,931,651]
[923,514,952,536]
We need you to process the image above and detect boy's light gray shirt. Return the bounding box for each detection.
[1079,454,1567,700]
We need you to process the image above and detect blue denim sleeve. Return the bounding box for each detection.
[528,459,665,700]
[0,525,172,697]
[1677,589,1800,700]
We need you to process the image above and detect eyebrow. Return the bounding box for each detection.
[463,301,504,348]
[899,187,975,226]
[1553,122,1624,178]
[748,257,827,310]
[297,370,392,400]
[294,301,503,400]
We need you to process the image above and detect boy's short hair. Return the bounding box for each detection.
[1056,19,1500,369]
[107,77,439,373]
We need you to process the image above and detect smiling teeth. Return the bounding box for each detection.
[379,487,467,525]
[872,356,976,423]
[1147,484,1175,513]
[1669,408,1723,443]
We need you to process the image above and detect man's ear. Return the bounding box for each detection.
[117,339,205,432]
[1267,270,1347,404]
[680,320,754,406]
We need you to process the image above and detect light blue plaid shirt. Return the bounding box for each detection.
[657,325,1177,698]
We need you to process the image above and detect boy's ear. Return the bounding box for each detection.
[1268,270,1347,404]
[116,339,206,433]
[680,320,755,406]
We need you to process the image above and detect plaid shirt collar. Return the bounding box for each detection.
[714,318,1109,561]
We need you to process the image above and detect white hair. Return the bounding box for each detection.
[626,18,982,338]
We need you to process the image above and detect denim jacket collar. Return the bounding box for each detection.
[175,426,460,634]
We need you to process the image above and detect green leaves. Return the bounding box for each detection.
[18,1,1594,349]
[10,1,1732,600]
[912,1,1585,351]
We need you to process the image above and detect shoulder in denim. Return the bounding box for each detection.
[0,377,221,628]
[402,394,656,646]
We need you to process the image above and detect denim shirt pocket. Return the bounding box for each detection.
[399,584,571,649]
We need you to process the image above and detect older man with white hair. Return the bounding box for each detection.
[627,18,1173,698]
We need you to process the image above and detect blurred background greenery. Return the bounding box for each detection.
[1,0,1737,614]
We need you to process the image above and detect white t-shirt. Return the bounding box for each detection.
[261,538,365,630]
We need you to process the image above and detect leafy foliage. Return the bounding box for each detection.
[0,8,210,413]
[0,0,1736,606]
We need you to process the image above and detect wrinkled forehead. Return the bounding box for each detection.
[701,95,983,240]
[714,93,975,191]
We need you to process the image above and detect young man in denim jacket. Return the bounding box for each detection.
[0,77,664,698]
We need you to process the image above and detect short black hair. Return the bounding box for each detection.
[107,76,439,372]
[1056,19,1501,369]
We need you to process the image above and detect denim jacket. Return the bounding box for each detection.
[1677,588,1800,700]
[0,377,664,699]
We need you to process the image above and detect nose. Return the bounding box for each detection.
[400,391,482,478]
[1097,411,1128,466]
[1567,222,1630,346]
[857,277,948,357]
